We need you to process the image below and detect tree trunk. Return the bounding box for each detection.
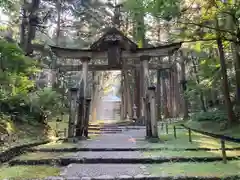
[168,70,173,117]
[25,0,40,55]
[56,0,61,46]
[231,43,240,104]
[134,64,141,118]
[52,0,61,89]
[91,72,99,122]
[20,0,27,47]
[179,51,189,119]
[162,71,170,118]
[173,64,181,116]
[216,37,236,124]
[156,69,162,121]
[192,59,206,112]
[225,7,240,105]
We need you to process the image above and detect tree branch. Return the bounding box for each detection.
[179,37,239,44]
[177,21,237,37]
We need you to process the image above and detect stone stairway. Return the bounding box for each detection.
[88,119,143,134]
[88,124,123,134]
[14,123,239,180]
[57,128,152,180]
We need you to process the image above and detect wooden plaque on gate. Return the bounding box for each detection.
[90,27,137,66]
[107,46,121,65]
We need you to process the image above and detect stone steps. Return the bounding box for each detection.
[27,146,240,152]
[9,156,240,166]
[59,164,150,179]
[44,175,240,180]
[32,127,240,180]
[88,123,126,134]
[88,131,122,134]
[88,127,122,131]
[88,126,123,134]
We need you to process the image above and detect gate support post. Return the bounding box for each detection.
[82,57,90,138]
[83,98,91,138]
[144,96,151,138]
[76,97,84,137]
[140,55,150,125]
[148,86,158,138]
[76,57,90,138]
[179,51,189,119]
[156,70,162,121]
[82,57,90,96]
[68,87,78,141]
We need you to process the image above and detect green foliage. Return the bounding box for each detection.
[0,39,38,74]
[146,0,180,20]
[29,88,64,117]
[0,0,19,12]
[192,110,228,122]
[124,0,180,21]
[0,40,65,123]
[0,39,38,109]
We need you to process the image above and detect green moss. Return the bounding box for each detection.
[144,150,240,158]
[147,161,240,177]
[0,115,71,152]
[14,152,74,160]
[0,165,60,179]
[0,122,48,152]
[185,120,240,139]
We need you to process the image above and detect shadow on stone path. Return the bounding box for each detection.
[61,128,150,179]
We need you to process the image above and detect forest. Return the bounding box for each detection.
[0,0,240,179]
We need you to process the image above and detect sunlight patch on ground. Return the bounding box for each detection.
[147,161,240,177]
[128,137,136,143]
[138,125,240,149]
[195,136,239,149]
[0,165,60,179]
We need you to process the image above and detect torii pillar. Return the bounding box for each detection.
[140,55,151,125]
[148,86,158,138]
[76,57,91,138]
[68,87,78,141]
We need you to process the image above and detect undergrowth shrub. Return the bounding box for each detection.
[0,115,18,145]
[192,110,228,122]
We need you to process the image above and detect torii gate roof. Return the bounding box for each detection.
[50,42,182,59]
[49,27,182,59]
[90,27,138,51]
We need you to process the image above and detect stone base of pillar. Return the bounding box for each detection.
[65,137,78,143]
[134,116,145,126]
[145,136,160,143]
[76,136,88,140]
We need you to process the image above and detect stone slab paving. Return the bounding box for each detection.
[61,129,150,179]
[61,164,150,178]
[81,129,145,149]
[69,151,141,159]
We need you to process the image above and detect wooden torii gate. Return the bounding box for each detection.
[50,27,181,140]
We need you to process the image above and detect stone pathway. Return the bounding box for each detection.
[61,164,149,178]
[60,128,151,179]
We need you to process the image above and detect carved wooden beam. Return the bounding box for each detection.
[58,64,171,72]
[49,42,181,59]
